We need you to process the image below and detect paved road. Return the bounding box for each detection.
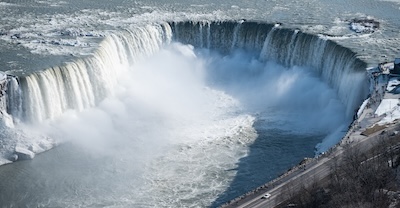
[234,156,332,208]
[222,69,399,208]
[223,123,398,208]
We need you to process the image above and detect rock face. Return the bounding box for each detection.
[0,72,6,113]
[0,72,14,128]
[9,154,18,162]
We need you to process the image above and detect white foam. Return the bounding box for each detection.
[0,39,351,207]
[200,49,349,154]
[30,43,256,206]
[380,0,400,3]
[0,2,15,6]
[315,124,347,155]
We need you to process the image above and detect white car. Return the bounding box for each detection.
[261,193,271,199]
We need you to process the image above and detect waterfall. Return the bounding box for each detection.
[258,27,369,117]
[170,21,369,117]
[6,77,22,122]
[3,20,368,123]
[0,73,7,114]
[6,23,172,123]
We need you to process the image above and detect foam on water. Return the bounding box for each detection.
[199,49,349,154]
[0,0,400,206]
[0,17,375,206]
[0,36,351,207]
[0,43,255,207]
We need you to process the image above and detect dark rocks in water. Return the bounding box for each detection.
[298,157,312,166]
[349,18,380,33]
[10,33,22,39]
[9,154,18,162]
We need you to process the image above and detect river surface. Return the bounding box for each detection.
[0,0,399,207]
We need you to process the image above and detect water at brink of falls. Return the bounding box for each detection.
[0,0,399,207]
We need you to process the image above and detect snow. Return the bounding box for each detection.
[0,121,56,165]
[357,98,370,118]
[0,72,6,81]
[387,77,400,92]
[349,18,379,34]
[15,146,35,160]
[380,62,394,74]
[0,112,14,128]
[375,99,399,116]
[350,23,374,33]
[375,99,400,124]
[360,66,400,126]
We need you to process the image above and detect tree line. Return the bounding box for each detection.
[281,132,400,208]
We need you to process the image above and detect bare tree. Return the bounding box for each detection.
[283,133,399,208]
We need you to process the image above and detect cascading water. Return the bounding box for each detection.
[170,21,369,117]
[3,21,369,124]
[0,74,6,113]
[5,23,173,123]
[6,77,22,122]
[0,20,370,207]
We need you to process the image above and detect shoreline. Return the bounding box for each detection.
[0,71,57,165]
[0,59,397,207]
[220,61,400,207]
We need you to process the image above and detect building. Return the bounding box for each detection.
[395,58,400,70]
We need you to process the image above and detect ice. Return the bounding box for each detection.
[15,146,35,160]
[357,98,370,118]
[349,20,379,34]
[0,72,6,81]
[0,1,398,206]
[0,113,14,129]
[0,118,56,164]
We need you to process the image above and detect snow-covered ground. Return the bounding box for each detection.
[376,99,399,116]
[376,99,400,123]
[376,76,400,125]
[0,121,57,166]
[356,64,400,128]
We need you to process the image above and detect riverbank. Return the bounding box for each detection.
[221,60,400,207]
[0,72,56,165]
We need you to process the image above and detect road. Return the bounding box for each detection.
[222,123,399,208]
[233,156,332,208]
[222,69,400,208]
